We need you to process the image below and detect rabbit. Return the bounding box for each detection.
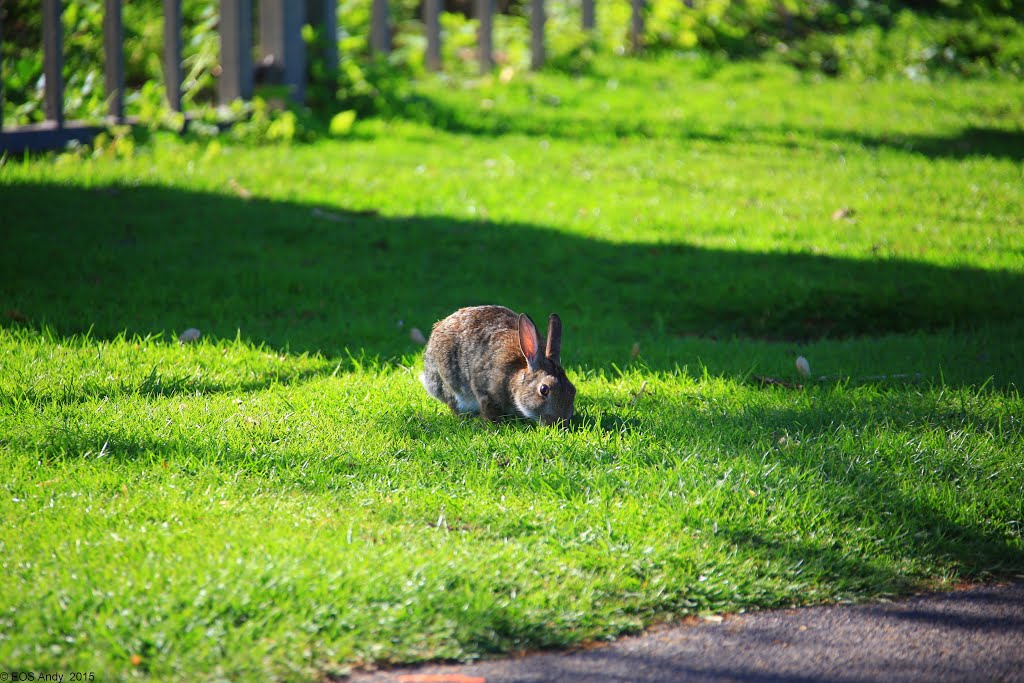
[420,305,576,426]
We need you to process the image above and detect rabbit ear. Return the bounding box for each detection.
[518,313,540,371]
[545,314,562,365]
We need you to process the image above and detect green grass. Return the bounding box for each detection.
[2,55,1023,680]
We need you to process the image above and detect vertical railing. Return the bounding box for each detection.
[259,0,306,101]
[530,0,545,71]
[415,0,610,74]
[163,0,183,112]
[0,3,5,130]
[103,0,124,122]
[630,0,645,52]
[219,0,254,102]
[42,0,64,127]
[307,0,339,86]
[371,0,390,54]
[582,0,595,31]
[477,0,494,73]
[424,0,442,71]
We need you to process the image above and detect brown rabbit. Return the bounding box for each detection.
[420,305,576,425]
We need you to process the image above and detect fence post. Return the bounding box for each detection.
[42,0,64,127]
[219,0,254,103]
[582,0,595,31]
[306,0,338,81]
[424,0,441,71]
[629,0,644,53]
[104,0,125,122]
[163,0,183,112]
[476,0,493,73]
[530,0,545,70]
[371,0,390,54]
[0,3,5,130]
[259,0,306,102]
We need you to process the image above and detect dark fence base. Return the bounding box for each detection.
[0,121,106,154]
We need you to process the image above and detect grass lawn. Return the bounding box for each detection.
[1,55,1023,680]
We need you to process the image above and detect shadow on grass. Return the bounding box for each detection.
[859,126,1024,162]
[26,394,1024,594]
[10,363,338,409]
[376,388,1024,588]
[682,398,1024,583]
[389,93,1024,161]
[2,180,1023,374]
[9,377,1022,661]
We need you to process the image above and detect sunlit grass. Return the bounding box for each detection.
[1,54,1023,680]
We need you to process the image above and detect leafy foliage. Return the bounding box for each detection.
[2,0,1023,140]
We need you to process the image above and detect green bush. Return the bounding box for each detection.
[2,0,1021,137]
[780,9,1024,80]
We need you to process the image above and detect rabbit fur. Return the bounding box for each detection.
[420,305,576,425]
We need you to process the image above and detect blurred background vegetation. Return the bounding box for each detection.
[2,0,1023,132]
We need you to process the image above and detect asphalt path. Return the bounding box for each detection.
[350,580,1024,683]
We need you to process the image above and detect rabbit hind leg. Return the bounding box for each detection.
[420,368,479,416]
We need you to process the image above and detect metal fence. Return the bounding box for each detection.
[0,0,645,153]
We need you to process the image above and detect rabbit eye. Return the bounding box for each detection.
[539,384,550,397]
